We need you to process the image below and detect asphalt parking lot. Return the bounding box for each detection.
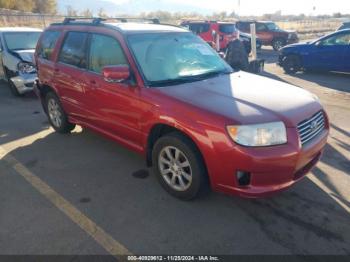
[0,48,349,256]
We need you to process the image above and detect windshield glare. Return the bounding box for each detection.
[128,32,232,86]
[266,23,280,30]
[4,32,41,51]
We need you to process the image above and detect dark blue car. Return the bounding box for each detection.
[279,29,350,74]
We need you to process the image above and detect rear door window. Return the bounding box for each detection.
[37,30,61,60]
[88,34,128,74]
[58,32,88,68]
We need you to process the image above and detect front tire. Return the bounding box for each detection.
[8,79,22,97]
[45,92,75,133]
[4,68,22,97]
[272,38,286,51]
[152,133,209,200]
[282,55,302,74]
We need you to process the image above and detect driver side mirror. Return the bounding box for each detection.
[102,65,130,83]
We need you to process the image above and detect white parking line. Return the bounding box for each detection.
[0,146,132,257]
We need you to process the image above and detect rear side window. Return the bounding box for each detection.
[189,23,210,34]
[88,34,127,74]
[58,32,88,68]
[37,31,60,60]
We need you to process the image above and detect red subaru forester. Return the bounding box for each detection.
[34,18,329,200]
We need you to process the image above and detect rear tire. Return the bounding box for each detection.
[282,55,302,74]
[45,92,75,133]
[152,132,209,200]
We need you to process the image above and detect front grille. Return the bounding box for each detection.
[297,111,325,146]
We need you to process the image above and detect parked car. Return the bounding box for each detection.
[180,20,239,51]
[35,18,329,200]
[236,21,299,51]
[239,31,262,54]
[0,27,42,96]
[338,22,350,31]
[279,29,350,74]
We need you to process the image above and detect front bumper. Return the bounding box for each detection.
[210,127,329,198]
[10,73,37,94]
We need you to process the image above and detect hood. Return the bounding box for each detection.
[12,49,35,63]
[157,71,322,127]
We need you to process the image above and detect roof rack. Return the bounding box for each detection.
[62,17,160,25]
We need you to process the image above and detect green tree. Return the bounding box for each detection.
[33,0,56,14]
[0,0,16,9]
[13,0,35,12]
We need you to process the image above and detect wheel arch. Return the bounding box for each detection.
[37,84,59,113]
[145,123,209,179]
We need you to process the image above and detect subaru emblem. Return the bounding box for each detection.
[310,120,319,132]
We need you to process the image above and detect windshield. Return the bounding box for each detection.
[219,24,237,34]
[128,32,232,87]
[265,23,280,31]
[3,32,41,51]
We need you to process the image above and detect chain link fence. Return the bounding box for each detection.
[0,8,65,28]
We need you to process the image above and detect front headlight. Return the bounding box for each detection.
[227,122,287,147]
[18,62,36,74]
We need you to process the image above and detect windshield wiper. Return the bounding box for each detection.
[148,77,197,87]
[189,70,232,80]
[148,70,232,87]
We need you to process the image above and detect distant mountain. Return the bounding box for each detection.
[57,0,212,16]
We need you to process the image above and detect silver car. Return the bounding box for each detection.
[0,27,42,96]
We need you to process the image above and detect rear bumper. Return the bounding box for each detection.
[210,127,329,198]
[10,73,37,94]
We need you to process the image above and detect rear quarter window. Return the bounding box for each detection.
[37,30,61,60]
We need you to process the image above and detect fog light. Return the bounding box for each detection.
[236,171,251,186]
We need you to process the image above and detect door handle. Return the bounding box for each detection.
[90,80,97,85]
[54,68,59,72]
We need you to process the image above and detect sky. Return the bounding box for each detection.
[108,0,350,16]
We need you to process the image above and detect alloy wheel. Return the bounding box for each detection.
[48,98,62,128]
[158,146,192,192]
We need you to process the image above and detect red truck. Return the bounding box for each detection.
[180,20,239,51]
[236,20,299,50]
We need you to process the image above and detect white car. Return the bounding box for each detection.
[0,27,42,96]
